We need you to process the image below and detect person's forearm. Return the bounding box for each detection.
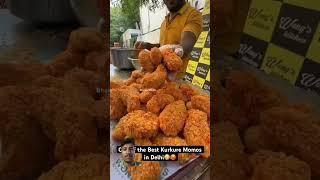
[180,32,197,58]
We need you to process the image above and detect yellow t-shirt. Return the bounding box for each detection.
[160,3,202,77]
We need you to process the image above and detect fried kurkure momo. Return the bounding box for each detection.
[250,150,311,180]
[129,161,161,180]
[112,110,159,140]
[38,153,107,180]
[141,64,167,89]
[138,49,154,72]
[213,122,249,180]
[261,106,320,178]
[162,48,183,72]
[146,93,175,114]
[159,100,187,136]
[150,47,162,66]
[184,109,210,158]
[153,134,190,164]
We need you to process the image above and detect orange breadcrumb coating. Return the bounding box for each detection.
[146,93,175,114]
[213,121,249,180]
[110,80,125,89]
[138,49,154,72]
[244,125,276,153]
[110,89,126,120]
[142,64,167,89]
[118,86,141,113]
[261,106,320,178]
[156,82,188,102]
[179,84,199,101]
[111,110,140,141]
[38,153,107,180]
[163,49,183,72]
[184,109,210,158]
[189,95,210,119]
[139,90,156,104]
[124,111,159,139]
[153,134,190,164]
[131,70,145,79]
[226,70,286,124]
[47,51,84,77]
[129,161,161,180]
[159,100,187,136]
[150,47,162,66]
[250,150,311,180]
[112,110,159,141]
[161,48,174,57]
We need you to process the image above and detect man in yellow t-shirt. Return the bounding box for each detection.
[135,0,202,78]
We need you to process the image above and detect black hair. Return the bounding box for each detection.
[121,138,135,147]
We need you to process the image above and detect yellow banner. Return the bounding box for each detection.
[192,75,205,88]
[261,44,304,84]
[194,31,208,48]
[186,60,198,75]
[199,48,210,65]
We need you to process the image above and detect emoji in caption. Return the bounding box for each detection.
[170,154,176,161]
[164,154,170,160]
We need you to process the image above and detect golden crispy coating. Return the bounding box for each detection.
[83,51,107,72]
[129,83,142,91]
[184,109,210,158]
[189,95,210,119]
[112,110,159,140]
[54,107,98,161]
[156,82,188,102]
[124,111,159,139]
[250,150,311,180]
[218,92,249,130]
[47,51,84,77]
[153,134,190,164]
[135,138,153,146]
[111,110,140,141]
[150,47,162,66]
[159,100,187,136]
[119,86,141,113]
[139,90,156,104]
[68,28,105,53]
[0,87,54,180]
[163,49,183,72]
[110,89,126,120]
[146,93,175,114]
[226,71,286,124]
[93,97,107,129]
[142,64,167,89]
[213,121,249,180]
[244,126,276,153]
[138,49,154,72]
[110,80,125,89]
[38,153,107,180]
[261,106,320,178]
[131,70,145,79]
[129,161,161,180]
[161,48,174,57]
[0,63,48,87]
[179,84,199,101]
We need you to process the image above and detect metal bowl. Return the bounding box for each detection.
[128,57,141,70]
[110,48,141,70]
